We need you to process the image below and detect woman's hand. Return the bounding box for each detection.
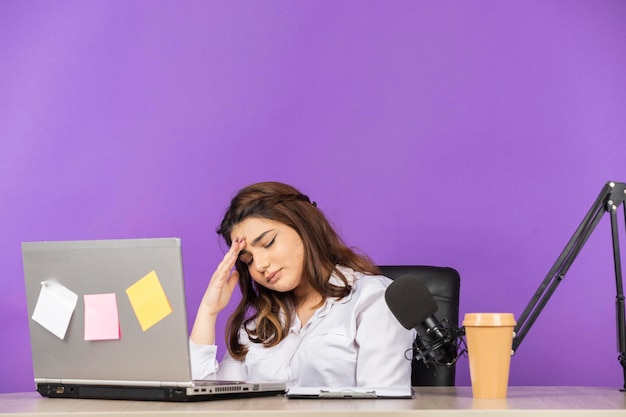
[201,237,246,315]
[190,237,246,345]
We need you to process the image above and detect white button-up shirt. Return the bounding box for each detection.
[190,266,415,388]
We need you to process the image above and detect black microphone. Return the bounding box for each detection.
[384,275,465,367]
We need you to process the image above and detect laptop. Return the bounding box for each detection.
[22,237,286,401]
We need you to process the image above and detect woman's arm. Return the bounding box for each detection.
[189,237,248,379]
[190,237,246,345]
[189,340,248,381]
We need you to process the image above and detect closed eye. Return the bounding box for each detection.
[239,231,277,266]
[263,236,276,249]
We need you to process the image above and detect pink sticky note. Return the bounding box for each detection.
[84,293,120,341]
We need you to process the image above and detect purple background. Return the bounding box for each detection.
[2,1,625,393]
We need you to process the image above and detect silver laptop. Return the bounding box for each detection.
[22,238,286,401]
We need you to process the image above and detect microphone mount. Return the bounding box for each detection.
[512,181,626,390]
[409,318,467,367]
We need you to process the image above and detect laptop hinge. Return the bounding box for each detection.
[36,378,193,387]
[163,381,193,388]
[35,378,61,384]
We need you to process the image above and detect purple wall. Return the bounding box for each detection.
[2,1,626,393]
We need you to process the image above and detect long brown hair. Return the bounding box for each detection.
[217,182,380,360]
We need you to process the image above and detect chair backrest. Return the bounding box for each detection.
[379,265,461,386]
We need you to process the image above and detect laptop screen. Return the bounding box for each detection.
[22,238,194,386]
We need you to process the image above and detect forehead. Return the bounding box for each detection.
[230,217,283,240]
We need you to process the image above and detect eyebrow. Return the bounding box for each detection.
[250,229,275,246]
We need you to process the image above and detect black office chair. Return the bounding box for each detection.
[379,265,461,386]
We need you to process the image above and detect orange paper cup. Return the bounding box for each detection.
[463,313,516,399]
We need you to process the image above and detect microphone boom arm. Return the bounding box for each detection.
[512,181,626,390]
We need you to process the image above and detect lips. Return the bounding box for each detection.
[266,269,280,284]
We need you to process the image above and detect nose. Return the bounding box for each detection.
[254,253,270,273]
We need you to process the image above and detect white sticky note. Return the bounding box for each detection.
[31,281,78,340]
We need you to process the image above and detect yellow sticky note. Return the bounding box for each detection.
[125,271,172,331]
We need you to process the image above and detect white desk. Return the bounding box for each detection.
[0,387,625,416]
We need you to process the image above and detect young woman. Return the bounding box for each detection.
[190,182,414,387]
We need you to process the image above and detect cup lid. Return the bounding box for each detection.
[463,313,516,326]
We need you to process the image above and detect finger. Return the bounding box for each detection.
[227,236,247,259]
[212,237,246,282]
[217,237,243,267]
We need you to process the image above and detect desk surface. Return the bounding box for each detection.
[0,386,625,416]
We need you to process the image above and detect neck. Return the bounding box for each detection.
[293,282,322,309]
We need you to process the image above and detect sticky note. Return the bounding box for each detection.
[84,293,120,341]
[31,281,78,340]
[125,270,172,331]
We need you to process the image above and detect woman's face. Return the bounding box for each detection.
[231,217,305,293]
